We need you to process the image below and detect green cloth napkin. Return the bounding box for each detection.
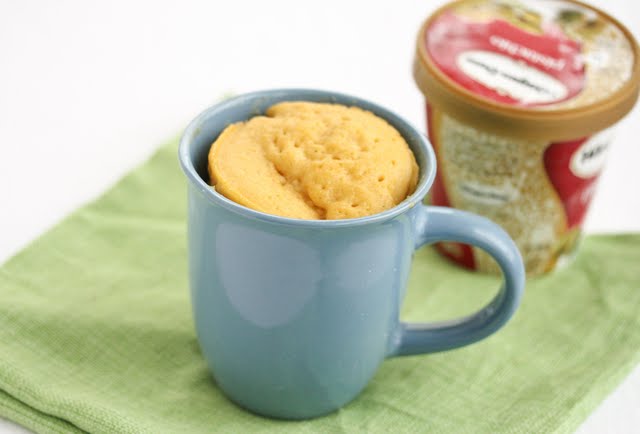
[1,139,640,434]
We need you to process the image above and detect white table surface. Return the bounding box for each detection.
[1,1,639,432]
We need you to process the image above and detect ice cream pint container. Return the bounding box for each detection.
[414,0,639,275]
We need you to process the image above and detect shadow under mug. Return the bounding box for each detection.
[178,89,525,420]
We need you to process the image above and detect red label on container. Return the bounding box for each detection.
[543,131,611,228]
[426,12,585,107]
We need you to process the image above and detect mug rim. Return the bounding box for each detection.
[178,88,437,228]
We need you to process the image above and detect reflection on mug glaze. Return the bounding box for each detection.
[217,223,322,328]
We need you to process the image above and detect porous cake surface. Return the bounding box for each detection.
[208,101,419,220]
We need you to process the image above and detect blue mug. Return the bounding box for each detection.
[178,89,525,420]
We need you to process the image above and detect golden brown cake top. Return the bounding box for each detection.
[208,101,419,220]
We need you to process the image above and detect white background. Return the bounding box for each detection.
[0,0,638,432]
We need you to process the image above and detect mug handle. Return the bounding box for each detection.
[388,205,525,356]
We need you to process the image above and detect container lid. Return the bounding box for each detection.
[414,0,640,140]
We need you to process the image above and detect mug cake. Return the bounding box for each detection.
[208,101,419,220]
